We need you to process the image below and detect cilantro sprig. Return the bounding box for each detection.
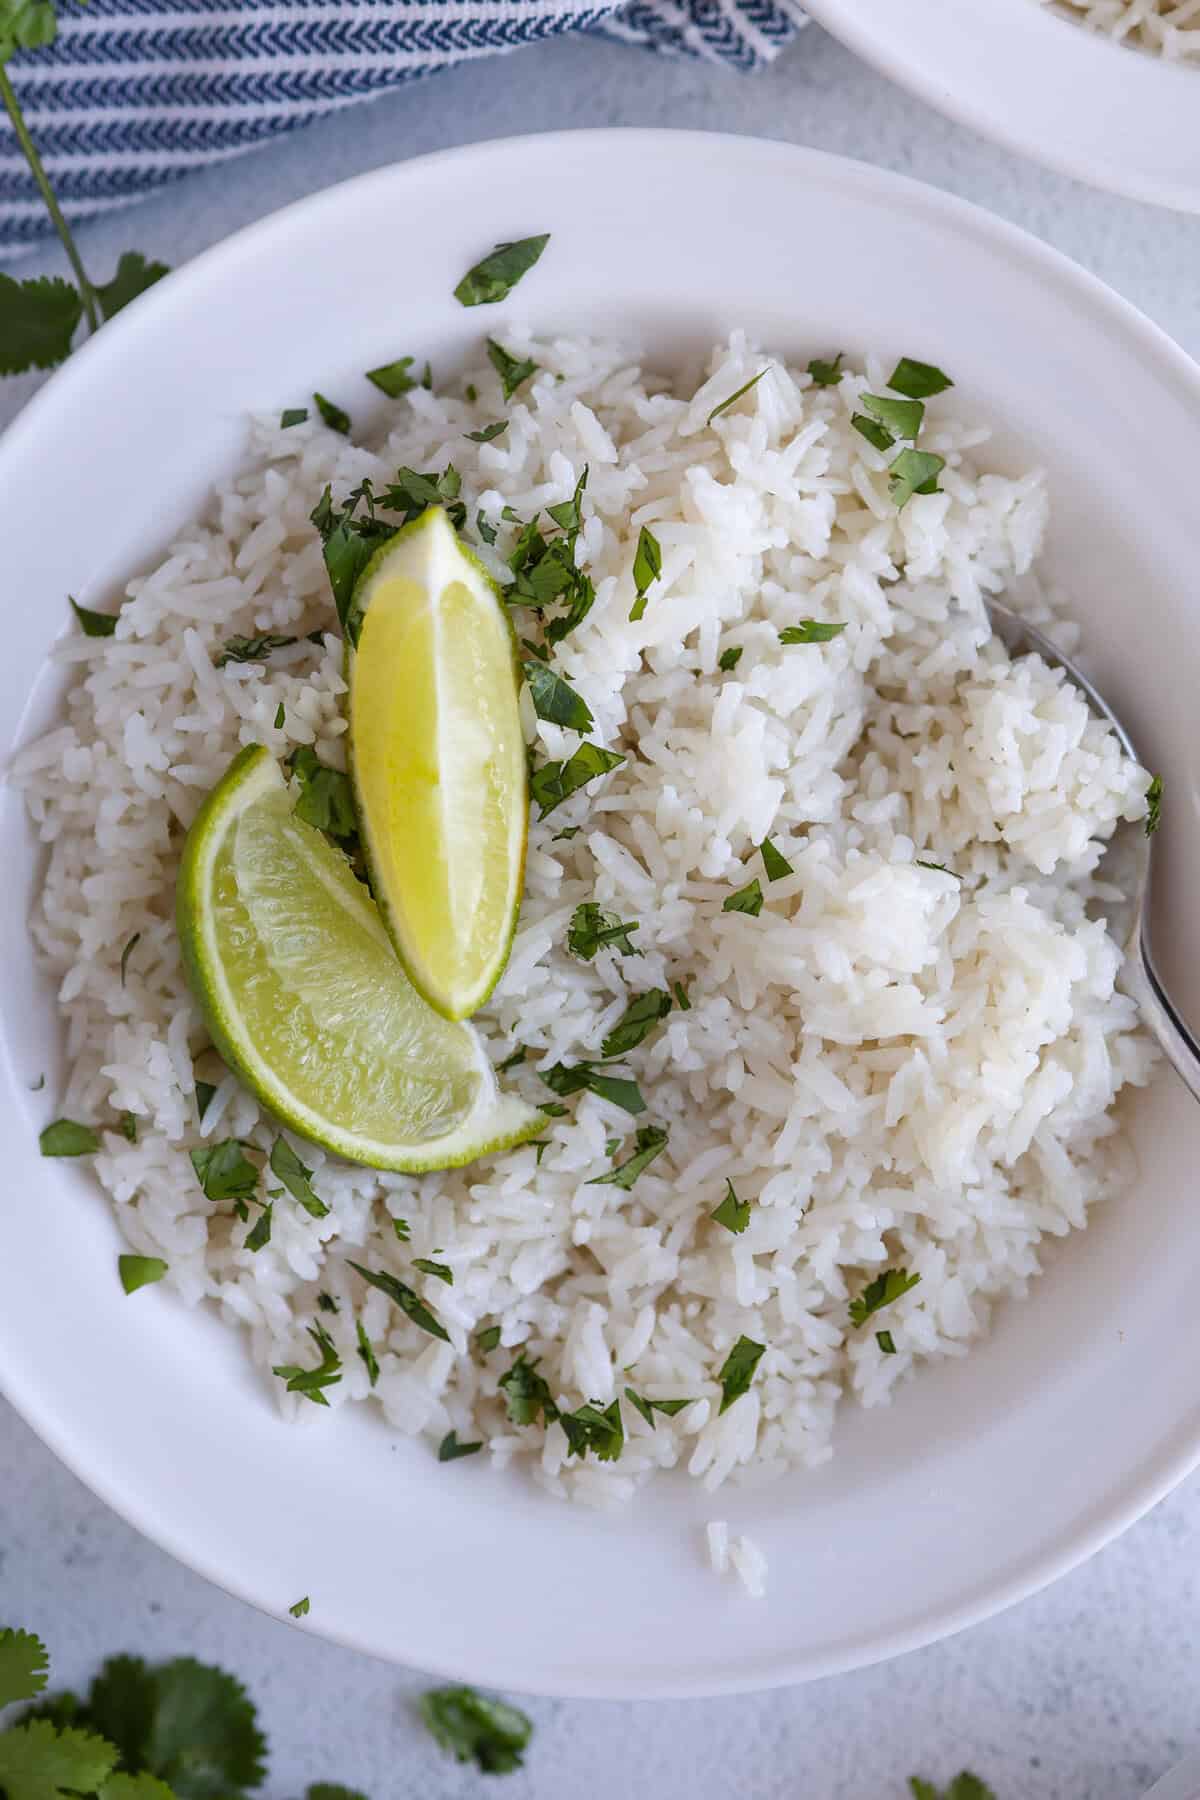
[419,1686,532,1775]
[848,1266,921,1327]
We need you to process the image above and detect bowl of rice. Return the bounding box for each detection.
[3,130,1200,1697]
[806,0,1200,211]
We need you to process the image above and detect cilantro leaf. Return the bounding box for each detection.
[717,1334,765,1414]
[365,357,416,398]
[711,1180,751,1234]
[779,621,847,645]
[541,1062,646,1115]
[268,1136,327,1219]
[391,1216,411,1243]
[849,1266,920,1327]
[600,988,672,1059]
[889,448,945,507]
[567,902,641,960]
[102,1772,178,1800]
[530,743,624,819]
[289,1597,310,1619]
[475,511,498,546]
[273,703,285,729]
[455,235,550,306]
[194,1082,216,1123]
[859,392,924,440]
[497,1352,558,1426]
[672,980,690,1011]
[419,1686,532,1775]
[624,1389,692,1428]
[0,0,59,60]
[101,1656,266,1800]
[588,1124,668,1190]
[119,933,140,984]
[851,412,894,453]
[39,1119,98,1157]
[413,1257,452,1285]
[272,1322,343,1405]
[807,353,844,386]
[214,634,296,669]
[0,275,81,375]
[438,1430,483,1462]
[94,253,169,322]
[288,748,358,843]
[722,878,763,917]
[355,1319,379,1387]
[888,357,954,399]
[313,393,351,435]
[189,1140,257,1203]
[877,1329,897,1354]
[759,837,792,881]
[522,660,594,732]
[1146,773,1163,836]
[0,1629,49,1708]
[559,1397,624,1462]
[308,482,395,636]
[346,1259,449,1343]
[465,420,507,443]
[628,526,662,622]
[476,1324,501,1354]
[486,339,537,401]
[243,1204,272,1253]
[118,1255,167,1295]
[718,645,743,672]
[0,1718,117,1800]
[69,596,118,638]
[546,467,588,537]
[377,465,465,531]
[280,408,308,428]
[707,366,769,425]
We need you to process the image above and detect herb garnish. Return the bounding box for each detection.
[420,1686,532,1776]
[313,393,351,435]
[909,1775,995,1800]
[523,660,594,732]
[119,1111,138,1143]
[243,1202,272,1252]
[542,1062,646,1115]
[717,1335,765,1413]
[600,988,672,1058]
[288,747,358,842]
[39,1118,99,1157]
[281,407,308,428]
[707,366,769,425]
[849,1266,921,1327]
[567,902,642,960]
[391,1216,412,1242]
[272,1322,343,1405]
[916,859,960,879]
[629,526,662,623]
[288,1596,310,1618]
[309,480,395,635]
[119,931,141,984]
[851,411,895,453]
[269,1136,328,1218]
[711,1180,751,1234]
[807,353,844,386]
[438,1430,483,1462]
[476,1324,502,1354]
[273,702,286,729]
[366,357,417,398]
[487,339,538,401]
[722,878,763,917]
[69,596,118,638]
[588,1125,668,1190]
[214,633,297,668]
[877,1329,897,1355]
[858,392,924,441]
[498,1047,526,1073]
[380,465,466,531]
[190,1139,258,1203]
[779,620,846,644]
[559,1398,624,1462]
[414,1257,453,1285]
[624,1388,692,1428]
[195,1080,217,1122]
[476,510,498,546]
[672,980,691,1010]
[497,1353,558,1425]
[346,1259,450,1343]
[118,1254,167,1295]
[888,357,954,399]
[530,743,624,819]
[1146,774,1163,835]
[888,448,946,508]
[718,645,744,672]
[759,837,792,881]
[466,420,507,443]
[355,1319,380,1386]
[317,1291,339,1315]
[454,235,550,307]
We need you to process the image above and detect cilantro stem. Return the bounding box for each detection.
[0,67,99,333]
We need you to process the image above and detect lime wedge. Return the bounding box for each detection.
[177,745,541,1172]
[346,506,527,1021]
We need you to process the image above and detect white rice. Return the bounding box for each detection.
[705,1519,767,1598]
[14,332,1157,1528]
[1038,0,1200,60]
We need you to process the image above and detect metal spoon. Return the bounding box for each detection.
[984,598,1200,1103]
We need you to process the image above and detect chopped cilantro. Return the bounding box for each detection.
[486,339,538,401]
[190,1139,257,1203]
[718,645,743,672]
[672,980,691,1011]
[268,1136,328,1218]
[916,859,960,879]
[567,902,641,960]
[419,1686,532,1775]
[532,1139,550,1164]
[438,1430,483,1462]
[0,1627,49,1706]
[346,1259,449,1342]
[539,1101,569,1119]
[365,357,416,398]
[522,660,594,732]
[589,1124,669,1190]
[272,1322,343,1405]
[118,1255,168,1295]
[779,621,847,645]
[760,837,792,880]
[273,702,285,728]
[308,479,395,637]
[119,932,140,985]
[40,1119,99,1157]
[807,353,844,386]
[546,467,588,536]
[498,1047,526,1073]
[465,420,507,443]
[624,1388,692,1428]
[542,1062,646,1115]
[378,465,465,532]
[553,825,581,842]
[414,1257,453,1285]
[849,1266,921,1327]
[476,1324,502,1354]
[69,595,118,638]
[465,384,478,403]
[529,742,624,819]
[889,448,945,508]
[355,1319,379,1387]
[288,747,358,842]
[454,235,550,307]
[559,1397,624,1462]
[717,1334,766,1413]
[317,1292,339,1315]
[629,525,662,622]
[280,407,308,428]
[498,1352,558,1426]
[722,878,763,917]
[289,1596,310,1618]
[877,1329,897,1355]
[1146,774,1163,836]
[888,357,954,399]
[711,1180,751,1234]
[851,412,895,453]
[195,1081,217,1122]
[312,393,351,435]
[859,392,924,440]
[600,988,672,1058]
[476,510,498,546]
[391,1216,412,1242]
[243,1203,272,1253]
[214,633,296,668]
[707,366,769,425]
[119,1112,138,1143]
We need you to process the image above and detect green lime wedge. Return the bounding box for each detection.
[346,506,528,1021]
[177,745,541,1172]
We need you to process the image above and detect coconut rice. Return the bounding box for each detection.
[13,331,1157,1516]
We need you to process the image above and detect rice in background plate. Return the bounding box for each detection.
[12,331,1156,1514]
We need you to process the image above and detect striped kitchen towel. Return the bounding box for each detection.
[0,0,807,257]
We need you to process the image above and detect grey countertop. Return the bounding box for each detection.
[3,23,1200,1799]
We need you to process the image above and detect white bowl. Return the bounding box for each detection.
[2,130,1200,1698]
[807,0,1200,212]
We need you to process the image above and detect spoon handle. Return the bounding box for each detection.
[1125,939,1200,1104]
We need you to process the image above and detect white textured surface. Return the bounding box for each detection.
[2,22,1200,1797]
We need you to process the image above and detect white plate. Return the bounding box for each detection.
[2,130,1200,1699]
[807,0,1200,212]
